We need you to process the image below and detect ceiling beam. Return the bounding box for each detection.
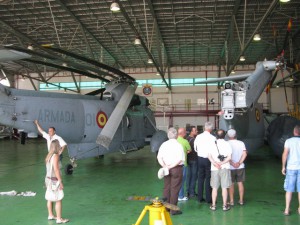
[145,0,171,67]
[116,0,170,89]
[219,0,242,72]
[227,0,279,75]
[55,0,124,68]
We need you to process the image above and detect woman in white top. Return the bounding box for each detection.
[45,140,69,224]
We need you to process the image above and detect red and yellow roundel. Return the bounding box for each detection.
[96,111,108,128]
[255,108,260,122]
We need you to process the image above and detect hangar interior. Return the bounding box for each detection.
[0,0,300,129]
[1,0,300,225]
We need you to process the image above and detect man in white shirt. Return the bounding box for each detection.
[282,125,300,216]
[194,121,215,203]
[34,120,67,155]
[227,129,247,206]
[208,129,232,211]
[157,127,185,215]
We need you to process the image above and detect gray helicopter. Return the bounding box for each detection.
[0,47,167,174]
[196,60,291,155]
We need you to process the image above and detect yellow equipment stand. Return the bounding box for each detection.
[133,198,173,225]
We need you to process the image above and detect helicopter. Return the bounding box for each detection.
[197,60,299,156]
[0,46,167,174]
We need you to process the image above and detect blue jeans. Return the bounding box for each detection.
[187,160,198,196]
[178,166,187,198]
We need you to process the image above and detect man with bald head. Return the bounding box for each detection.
[227,129,247,206]
[177,127,191,201]
[157,127,185,215]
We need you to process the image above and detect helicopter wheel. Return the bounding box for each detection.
[65,164,73,175]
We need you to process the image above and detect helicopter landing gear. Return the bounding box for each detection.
[64,158,77,175]
[65,164,73,175]
[96,154,104,159]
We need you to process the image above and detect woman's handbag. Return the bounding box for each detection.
[45,156,64,202]
[45,179,64,201]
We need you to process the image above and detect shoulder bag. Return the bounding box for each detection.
[45,155,64,202]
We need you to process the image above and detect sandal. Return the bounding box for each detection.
[56,218,70,224]
[283,211,290,216]
[48,216,57,220]
[227,202,234,206]
[223,205,231,211]
[238,201,244,206]
[210,205,216,211]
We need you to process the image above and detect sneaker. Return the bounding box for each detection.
[178,196,188,201]
[223,205,231,211]
[210,205,216,211]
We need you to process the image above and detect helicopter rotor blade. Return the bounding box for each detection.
[96,83,137,149]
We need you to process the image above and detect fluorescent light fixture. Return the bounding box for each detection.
[156,72,160,76]
[147,58,153,64]
[280,0,290,2]
[134,37,141,45]
[110,1,120,12]
[240,55,246,61]
[231,70,235,74]
[253,33,261,41]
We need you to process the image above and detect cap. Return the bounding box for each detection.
[227,129,236,138]
[157,167,169,179]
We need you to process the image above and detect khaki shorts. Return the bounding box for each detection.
[231,168,245,183]
[211,169,232,189]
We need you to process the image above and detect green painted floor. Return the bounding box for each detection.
[0,138,300,225]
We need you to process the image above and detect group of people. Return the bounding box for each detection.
[33,118,300,220]
[157,122,247,215]
[34,120,69,224]
[158,122,300,216]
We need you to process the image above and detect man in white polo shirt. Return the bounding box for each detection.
[194,121,215,204]
[157,127,185,215]
[34,120,67,156]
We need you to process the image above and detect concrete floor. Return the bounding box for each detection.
[0,138,300,225]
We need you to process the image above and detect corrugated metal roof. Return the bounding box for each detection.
[0,0,299,81]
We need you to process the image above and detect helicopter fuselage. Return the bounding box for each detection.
[0,83,157,160]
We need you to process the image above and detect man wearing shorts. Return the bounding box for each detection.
[208,129,232,211]
[282,125,300,216]
[227,129,247,206]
